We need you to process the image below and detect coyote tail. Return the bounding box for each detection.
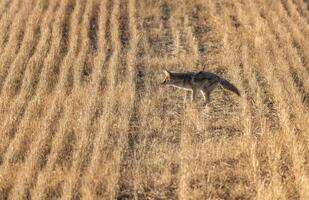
[219,78,240,96]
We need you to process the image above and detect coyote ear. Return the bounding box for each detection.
[163,70,171,77]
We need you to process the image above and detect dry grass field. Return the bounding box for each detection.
[0,0,308,199]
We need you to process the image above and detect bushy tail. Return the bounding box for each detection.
[219,78,240,96]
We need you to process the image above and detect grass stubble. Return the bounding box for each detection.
[0,0,308,199]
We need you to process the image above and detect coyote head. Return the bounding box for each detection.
[161,70,175,85]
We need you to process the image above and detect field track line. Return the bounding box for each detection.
[81,1,119,197]
[292,0,309,22]
[0,0,23,56]
[78,0,135,198]
[31,0,90,198]
[0,0,36,97]
[70,1,107,198]
[275,2,309,106]
[256,0,309,149]
[106,0,138,196]
[0,2,73,173]
[272,0,309,92]
[0,0,50,164]
[246,1,309,198]
[0,0,50,98]
[183,14,199,65]
[234,2,281,193]
[232,1,283,197]
[0,0,59,170]
[0,0,13,21]
[116,0,147,198]
[278,0,309,37]
[3,0,77,198]
[243,0,304,195]
[72,0,93,89]
[0,0,51,125]
[0,0,62,197]
[275,0,309,75]
[37,0,97,198]
[59,0,120,199]
[56,0,102,197]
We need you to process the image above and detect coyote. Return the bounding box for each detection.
[162,70,240,104]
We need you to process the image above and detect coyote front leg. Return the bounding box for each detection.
[191,89,197,102]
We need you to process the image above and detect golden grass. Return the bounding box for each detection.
[0,0,308,199]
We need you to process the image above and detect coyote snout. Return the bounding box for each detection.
[162,70,240,105]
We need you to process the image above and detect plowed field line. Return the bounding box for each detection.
[249,1,309,198]
[6,0,77,198]
[0,0,22,56]
[60,0,120,199]
[29,1,85,199]
[0,0,13,22]
[0,0,36,97]
[0,0,50,165]
[35,0,104,198]
[0,0,59,171]
[233,1,284,197]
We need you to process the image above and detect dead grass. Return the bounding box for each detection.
[0,0,308,199]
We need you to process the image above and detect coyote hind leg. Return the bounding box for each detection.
[201,90,211,105]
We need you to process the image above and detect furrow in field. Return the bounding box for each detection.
[275,1,309,75]
[143,0,173,58]
[249,1,296,198]
[240,44,275,197]
[1,0,50,98]
[235,1,287,197]
[261,0,309,161]
[0,0,12,21]
[0,0,51,128]
[0,0,59,171]
[287,0,309,25]
[137,0,186,66]
[279,0,309,37]
[88,1,98,52]
[0,0,49,165]
[4,0,77,198]
[249,1,309,198]
[73,0,93,89]
[45,2,104,198]
[38,0,76,96]
[272,0,309,106]
[116,0,171,198]
[0,0,36,97]
[263,6,309,200]
[82,2,136,198]
[135,0,150,59]
[0,0,22,56]
[76,0,133,198]
[31,0,89,198]
[131,2,184,199]
[0,0,72,172]
[182,14,199,66]
[275,0,309,72]
[188,1,223,67]
[60,0,119,199]
[111,24,145,197]
[115,1,133,196]
[291,0,309,23]
[77,1,110,198]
